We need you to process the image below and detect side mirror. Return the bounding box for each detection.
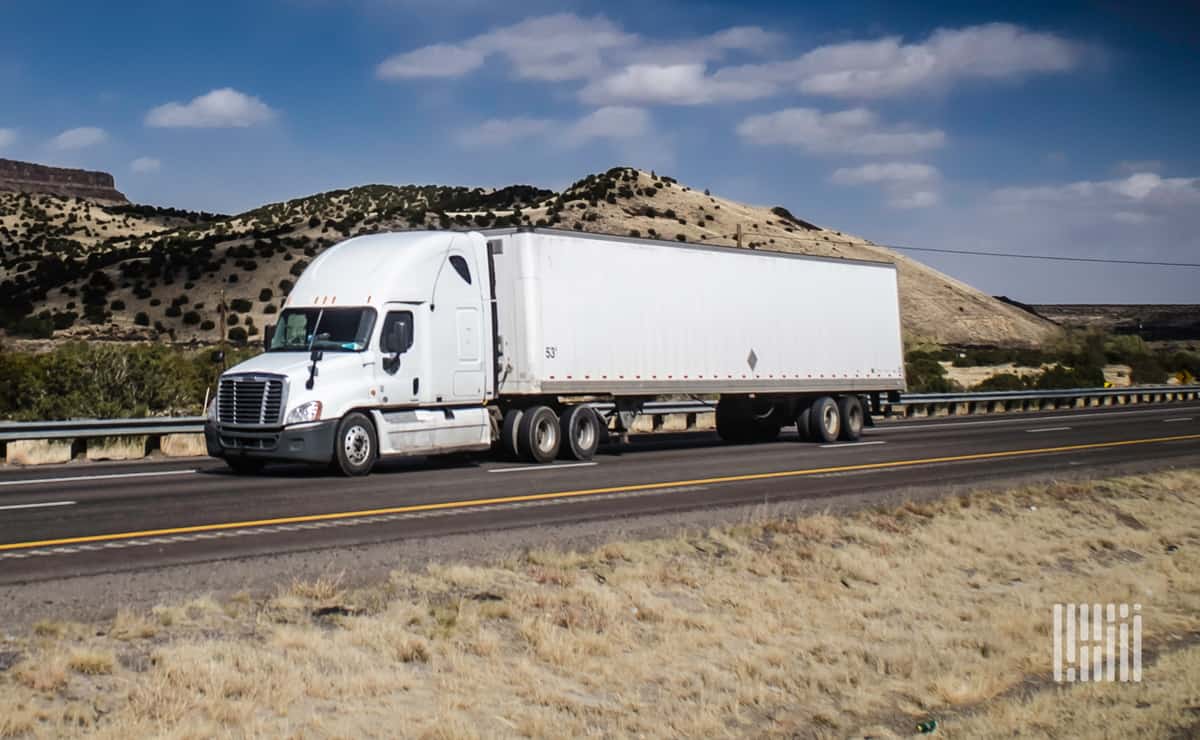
[310,349,324,363]
[263,323,275,350]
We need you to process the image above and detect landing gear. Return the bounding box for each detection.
[716,397,783,443]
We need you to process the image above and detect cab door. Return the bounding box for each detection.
[374,307,421,405]
[430,248,486,403]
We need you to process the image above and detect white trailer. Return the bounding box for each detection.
[205,228,905,475]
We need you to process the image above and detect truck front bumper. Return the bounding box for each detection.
[205,419,338,464]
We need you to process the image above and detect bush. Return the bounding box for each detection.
[182,311,201,325]
[1035,363,1105,390]
[134,312,150,327]
[905,357,960,393]
[1129,355,1168,385]
[199,320,215,331]
[228,326,248,343]
[165,305,182,318]
[258,288,273,302]
[110,299,126,311]
[279,279,294,293]
[264,304,277,314]
[972,373,1028,392]
[230,298,252,313]
[227,314,240,326]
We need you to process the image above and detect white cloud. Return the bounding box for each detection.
[49,127,107,150]
[581,63,775,105]
[0,128,15,149]
[889,190,939,209]
[993,172,1200,208]
[830,162,938,185]
[146,88,276,128]
[377,43,487,79]
[737,108,945,155]
[1115,159,1163,175]
[455,117,552,148]
[131,157,161,174]
[831,162,940,209]
[377,14,779,88]
[564,106,650,145]
[720,23,1082,99]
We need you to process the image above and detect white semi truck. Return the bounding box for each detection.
[205,227,905,475]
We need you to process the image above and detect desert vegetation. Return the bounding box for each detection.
[3,168,1060,348]
[0,469,1197,737]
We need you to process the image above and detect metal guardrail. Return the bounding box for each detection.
[0,417,206,442]
[2,386,1198,443]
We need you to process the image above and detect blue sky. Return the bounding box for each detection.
[2,0,1199,303]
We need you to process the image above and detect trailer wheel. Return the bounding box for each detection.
[500,408,525,460]
[518,406,560,463]
[837,396,864,441]
[795,401,813,442]
[331,412,377,476]
[559,406,600,461]
[225,458,265,475]
[808,396,841,443]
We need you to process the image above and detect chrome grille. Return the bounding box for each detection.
[218,376,284,426]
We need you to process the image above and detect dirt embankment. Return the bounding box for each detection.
[2,469,1197,738]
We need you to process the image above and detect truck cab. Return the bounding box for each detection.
[205,231,495,475]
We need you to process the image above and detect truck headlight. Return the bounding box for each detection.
[206,397,218,422]
[285,401,323,425]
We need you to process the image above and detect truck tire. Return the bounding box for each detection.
[808,396,841,444]
[500,408,524,460]
[518,406,560,463]
[225,458,265,475]
[331,412,377,476]
[559,406,601,461]
[837,396,864,442]
[795,401,813,442]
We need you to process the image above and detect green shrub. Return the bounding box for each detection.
[133,312,150,327]
[230,298,252,313]
[165,305,182,318]
[200,320,215,331]
[1035,363,1105,390]
[972,373,1028,392]
[110,299,126,311]
[258,288,273,302]
[182,311,201,325]
[228,326,248,343]
[905,357,960,393]
[1129,355,1168,385]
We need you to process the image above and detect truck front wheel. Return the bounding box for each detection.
[331,412,378,476]
[518,406,560,463]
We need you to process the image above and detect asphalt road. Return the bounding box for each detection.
[1,402,1198,584]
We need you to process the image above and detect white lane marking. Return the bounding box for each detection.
[0,468,197,488]
[1163,417,1193,423]
[877,406,1198,432]
[819,441,886,449]
[1026,427,1072,433]
[489,462,598,474]
[0,500,76,511]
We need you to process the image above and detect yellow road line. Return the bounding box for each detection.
[3,433,1199,553]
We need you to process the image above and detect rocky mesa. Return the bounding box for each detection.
[0,158,128,203]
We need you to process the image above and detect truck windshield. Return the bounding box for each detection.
[268,308,377,353]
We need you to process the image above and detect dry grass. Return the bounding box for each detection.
[1,469,1199,737]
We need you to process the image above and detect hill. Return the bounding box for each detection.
[2,167,1059,346]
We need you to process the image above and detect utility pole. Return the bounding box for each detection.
[218,289,227,373]
[736,223,743,249]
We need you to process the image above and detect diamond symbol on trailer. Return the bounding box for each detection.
[747,349,758,371]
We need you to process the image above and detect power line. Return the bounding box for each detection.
[880,244,1200,268]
